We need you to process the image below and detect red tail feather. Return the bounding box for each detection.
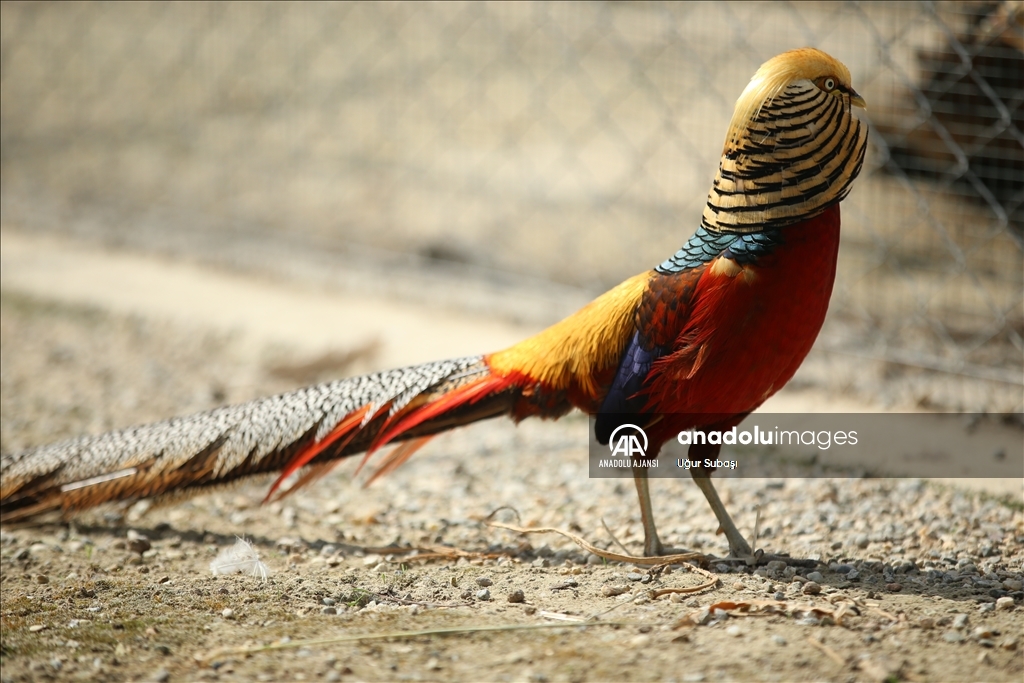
[264,373,514,501]
[365,436,435,486]
[369,374,513,453]
[264,405,370,501]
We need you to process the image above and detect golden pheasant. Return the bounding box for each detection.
[1,48,868,559]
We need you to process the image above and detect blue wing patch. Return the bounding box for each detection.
[656,226,782,273]
[596,225,782,444]
[595,330,663,444]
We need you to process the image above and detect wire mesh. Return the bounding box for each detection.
[1,1,1021,411]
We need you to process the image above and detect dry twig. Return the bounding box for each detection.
[485,512,719,596]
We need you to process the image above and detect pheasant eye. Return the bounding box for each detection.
[823,77,836,91]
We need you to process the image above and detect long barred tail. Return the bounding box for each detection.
[0,356,521,524]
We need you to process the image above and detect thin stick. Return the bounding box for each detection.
[600,517,632,556]
[586,596,634,621]
[485,518,705,566]
[484,516,718,595]
[806,636,846,667]
[368,591,472,609]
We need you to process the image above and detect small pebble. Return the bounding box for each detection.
[917,617,935,629]
[34,574,48,584]
[999,636,1018,650]
[532,558,549,568]
[321,606,337,615]
[995,597,1014,611]
[627,572,644,582]
[476,589,491,601]
[552,578,578,590]
[886,582,902,592]
[29,624,46,632]
[853,535,869,549]
[766,560,787,573]
[693,607,713,625]
[942,631,965,643]
[978,603,995,614]
[801,582,821,596]
[127,530,152,556]
[977,652,992,665]
[587,554,602,565]
[773,592,785,601]
[152,668,170,683]
[507,589,525,603]
[806,572,824,583]
[325,671,342,683]
[952,614,968,630]
[322,598,335,606]
[771,635,786,646]
[602,585,629,597]
[221,608,234,619]
[1002,579,1023,591]
[731,581,746,591]
[524,605,537,615]
[725,625,742,637]
[475,577,493,587]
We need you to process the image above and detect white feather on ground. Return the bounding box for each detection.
[209,537,270,581]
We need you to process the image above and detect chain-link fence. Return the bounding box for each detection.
[1,1,1021,411]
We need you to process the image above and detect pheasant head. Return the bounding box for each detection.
[702,47,869,234]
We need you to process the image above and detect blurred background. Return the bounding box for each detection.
[1,1,1021,413]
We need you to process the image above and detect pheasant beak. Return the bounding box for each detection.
[849,88,867,110]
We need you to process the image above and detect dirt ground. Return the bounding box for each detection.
[1,231,1022,683]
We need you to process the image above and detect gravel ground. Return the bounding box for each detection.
[2,284,1023,683]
